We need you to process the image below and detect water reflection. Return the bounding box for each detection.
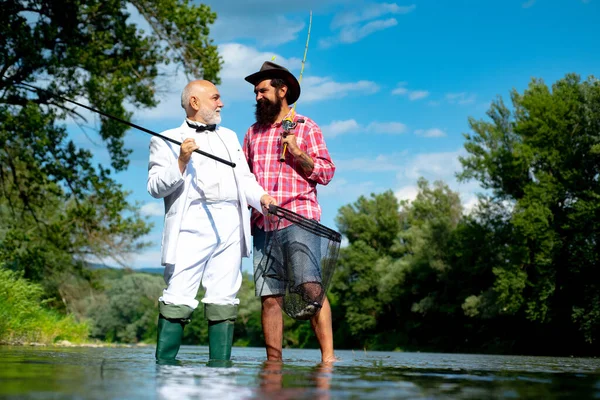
[156,363,251,400]
[258,361,333,400]
[1,346,599,399]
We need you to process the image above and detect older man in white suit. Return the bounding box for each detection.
[148,80,276,365]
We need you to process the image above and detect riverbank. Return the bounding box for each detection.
[0,339,152,348]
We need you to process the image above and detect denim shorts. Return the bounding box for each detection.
[253,225,322,297]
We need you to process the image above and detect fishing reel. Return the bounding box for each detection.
[279,118,305,162]
[281,119,297,132]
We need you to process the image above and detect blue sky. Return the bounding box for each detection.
[69,0,599,270]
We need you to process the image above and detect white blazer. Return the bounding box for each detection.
[147,121,267,266]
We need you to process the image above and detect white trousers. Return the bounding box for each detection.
[159,200,243,309]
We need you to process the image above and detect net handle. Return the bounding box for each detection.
[268,204,341,242]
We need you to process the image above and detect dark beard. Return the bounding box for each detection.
[255,96,282,126]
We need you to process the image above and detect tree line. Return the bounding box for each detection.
[1,0,598,355]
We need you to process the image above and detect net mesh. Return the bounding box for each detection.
[258,205,341,320]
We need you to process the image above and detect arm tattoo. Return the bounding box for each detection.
[295,151,314,175]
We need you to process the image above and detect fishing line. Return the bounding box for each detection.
[279,9,312,162]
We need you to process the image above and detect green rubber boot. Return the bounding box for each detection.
[155,302,194,363]
[205,303,238,367]
[155,315,184,363]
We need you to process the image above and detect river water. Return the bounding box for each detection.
[0,345,599,399]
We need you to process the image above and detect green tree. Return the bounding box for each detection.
[387,179,463,348]
[332,181,468,350]
[332,190,402,348]
[0,0,221,305]
[459,73,600,352]
[86,271,164,343]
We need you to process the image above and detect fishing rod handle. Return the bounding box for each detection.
[279,143,287,162]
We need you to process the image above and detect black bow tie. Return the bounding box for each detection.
[187,121,217,132]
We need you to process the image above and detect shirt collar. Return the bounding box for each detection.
[269,108,295,128]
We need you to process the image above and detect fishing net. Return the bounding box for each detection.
[258,205,342,320]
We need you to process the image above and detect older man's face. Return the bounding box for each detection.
[193,83,223,125]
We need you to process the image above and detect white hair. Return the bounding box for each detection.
[181,83,193,111]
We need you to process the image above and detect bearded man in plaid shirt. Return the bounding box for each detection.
[243,61,337,363]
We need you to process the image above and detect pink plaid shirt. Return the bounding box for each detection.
[243,112,335,231]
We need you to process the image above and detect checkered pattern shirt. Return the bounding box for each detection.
[243,112,335,231]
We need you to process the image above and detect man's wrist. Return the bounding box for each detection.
[178,158,187,173]
[289,147,304,157]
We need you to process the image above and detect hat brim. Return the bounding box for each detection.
[245,69,301,105]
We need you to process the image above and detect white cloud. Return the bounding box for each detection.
[446,92,477,105]
[340,236,350,248]
[392,83,429,100]
[338,18,398,44]
[334,149,484,214]
[84,247,163,270]
[126,249,163,269]
[218,43,379,103]
[302,76,380,102]
[392,86,408,95]
[321,3,416,48]
[219,42,302,81]
[218,43,302,102]
[396,150,483,214]
[409,90,430,100]
[462,194,480,215]
[321,119,407,138]
[322,119,361,138]
[331,3,416,29]
[415,128,446,138]
[204,0,342,13]
[522,0,536,8]
[119,5,194,121]
[122,42,381,116]
[395,185,419,202]
[366,121,407,134]
[400,150,464,181]
[212,15,306,46]
[335,153,408,172]
[318,178,376,198]
[198,0,345,46]
[140,202,164,217]
[130,64,188,121]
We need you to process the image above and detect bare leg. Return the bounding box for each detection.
[310,296,336,362]
[261,295,284,361]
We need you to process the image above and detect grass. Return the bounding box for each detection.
[0,267,89,345]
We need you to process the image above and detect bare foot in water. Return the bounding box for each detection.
[321,355,340,363]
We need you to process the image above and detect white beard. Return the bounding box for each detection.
[199,107,222,125]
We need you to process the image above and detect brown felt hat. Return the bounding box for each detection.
[244,61,301,104]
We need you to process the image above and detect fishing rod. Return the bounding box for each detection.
[280,10,312,162]
[16,82,236,168]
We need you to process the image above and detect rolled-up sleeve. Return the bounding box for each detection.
[305,125,335,185]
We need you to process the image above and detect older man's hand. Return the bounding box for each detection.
[260,194,277,214]
[178,138,199,173]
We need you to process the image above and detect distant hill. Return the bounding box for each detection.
[137,267,163,275]
[85,262,113,270]
[84,262,163,275]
